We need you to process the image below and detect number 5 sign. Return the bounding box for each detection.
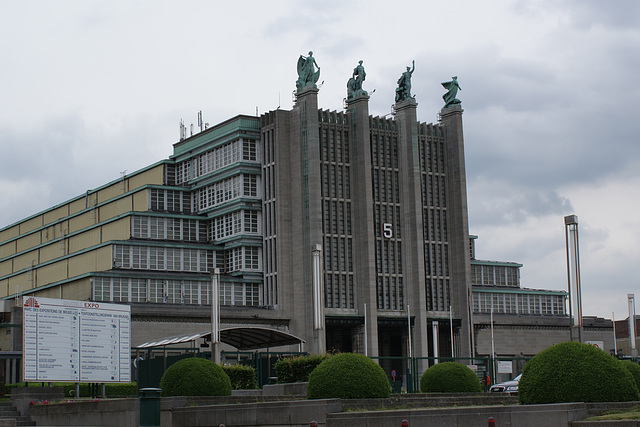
[383,223,393,239]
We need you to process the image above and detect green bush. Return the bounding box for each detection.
[620,360,640,393]
[307,353,390,399]
[159,357,231,397]
[419,362,482,393]
[222,364,258,390]
[518,342,640,404]
[274,354,330,384]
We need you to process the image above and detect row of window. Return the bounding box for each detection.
[209,210,260,241]
[176,139,259,185]
[197,174,259,211]
[131,216,206,242]
[150,189,192,213]
[471,264,520,287]
[226,246,261,272]
[419,136,447,174]
[473,292,566,315]
[377,275,405,310]
[321,163,351,200]
[113,244,214,273]
[92,277,261,306]
[320,126,350,165]
[325,273,355,309]
[371,132,399,169]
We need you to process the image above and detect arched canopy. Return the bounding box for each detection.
[136,326,305,351]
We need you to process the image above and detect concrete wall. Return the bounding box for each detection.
[327,402,588,427]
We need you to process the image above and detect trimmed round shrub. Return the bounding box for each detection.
[620,360,640,392]
[419,362,482,393]
[518,342,640,404]
[307,353,390,399]
[159,357,232,397]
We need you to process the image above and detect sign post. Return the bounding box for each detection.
[22,297,130,383]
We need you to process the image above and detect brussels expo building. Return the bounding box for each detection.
[0,56,614,382]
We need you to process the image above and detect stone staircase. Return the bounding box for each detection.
[0,401,35,426]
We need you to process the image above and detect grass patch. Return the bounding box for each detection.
[586,406,640,421]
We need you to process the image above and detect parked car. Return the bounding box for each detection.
[490,374,521,392]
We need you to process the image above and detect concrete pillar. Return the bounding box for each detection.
[439,105,473,357]
[394,98,429,361]
[346,94,379,357]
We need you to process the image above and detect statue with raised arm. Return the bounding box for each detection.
[296,51,321,91]
[347,60,367,99]
[441,76,462,107]
[395,60,415,103]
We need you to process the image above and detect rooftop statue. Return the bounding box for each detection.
[395,60,415,103]
[296,51,321,91]
[347,60,367,99]
[441,76,462,107]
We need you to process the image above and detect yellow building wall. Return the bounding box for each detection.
[0,260,11,278]
[0,225,19,243]
[39,242,65,264]
[129,164,164,189]
[99,196,133,220]
[37,261,68,286]
[132,190,150,212]
[16,232,41,253]
[12,251,38,272]
[61,278,92,301]
[68,246,112,277]
[19,216,43,235]
[43,205,69,227]
[7,271,35,295]
[101,218,130,242]
[0,241,16,259]
[69,211,97,234]
[68,229,101,254]
[98,182,126,202]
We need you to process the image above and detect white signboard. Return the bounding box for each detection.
[586,341,604,351]
[497,360,513,374]
[23,297,130,383]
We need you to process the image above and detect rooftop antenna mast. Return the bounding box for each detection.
[179,119,186,141]
[198,111,203,132]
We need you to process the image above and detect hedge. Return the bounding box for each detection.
[222,364,258,390]
[274,354,330,383]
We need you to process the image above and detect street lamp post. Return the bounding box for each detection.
[211,268,221,364]
[312,244,325,354]
[629,294,637,357]
[564,215,583,343]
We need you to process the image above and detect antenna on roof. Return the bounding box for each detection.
[179,120,186,141]
[198,111,203,132]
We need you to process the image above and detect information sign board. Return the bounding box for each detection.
[22,297,130,383]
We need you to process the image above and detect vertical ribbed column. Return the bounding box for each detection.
[346,94,379,357]
[439,104,472,357]
[395,98,429,361]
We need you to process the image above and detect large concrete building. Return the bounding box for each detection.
[0,59,617,381]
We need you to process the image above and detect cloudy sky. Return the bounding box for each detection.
[1,0,638,320]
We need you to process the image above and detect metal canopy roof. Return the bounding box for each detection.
[135,327,305,351]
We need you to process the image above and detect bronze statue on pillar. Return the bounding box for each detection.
[296,51,321,91]
[395,60,415,103]
[347,60,367,99]
[442,76,462,107]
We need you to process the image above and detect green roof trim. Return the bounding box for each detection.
[472,287,567,296]
[172,115,260,157]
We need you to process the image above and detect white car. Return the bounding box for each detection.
[489,374,521,392]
